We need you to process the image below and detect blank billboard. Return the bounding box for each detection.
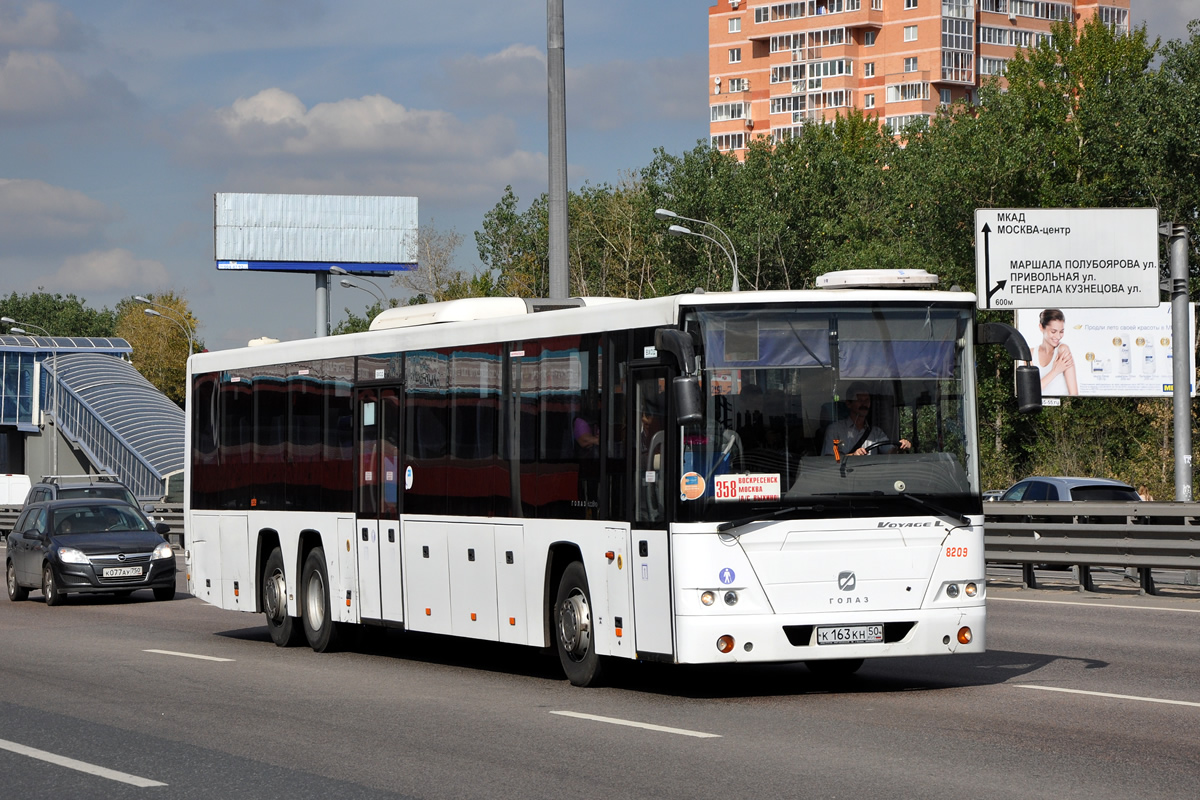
[215,193,418,274]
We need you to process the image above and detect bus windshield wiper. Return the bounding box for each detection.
[716,505,824,534]
[885,491,970,525]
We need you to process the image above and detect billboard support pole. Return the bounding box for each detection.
[1167,223,1191,501]
[316,272,330,338]
[546,0,568,300]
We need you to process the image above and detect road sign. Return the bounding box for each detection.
[974,208,1159,310]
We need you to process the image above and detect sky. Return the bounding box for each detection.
[0,1,1193,351]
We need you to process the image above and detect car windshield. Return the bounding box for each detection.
[674,303,978,522]
[57,485,138,506]
[52,504,152,535]
[1071,485,1141,502]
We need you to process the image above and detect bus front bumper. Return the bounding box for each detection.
[669,605,985,665]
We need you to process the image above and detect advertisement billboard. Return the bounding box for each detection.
[214,193,418,274]
[1015,303,1196,398]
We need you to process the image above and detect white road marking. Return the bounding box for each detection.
[0,738,167,787]
[143,649,234,662]
[990,596,1200,614]
[1015,684,1200,709]
[551,711,721,738]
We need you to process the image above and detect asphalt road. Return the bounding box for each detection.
[3,547,1199,799]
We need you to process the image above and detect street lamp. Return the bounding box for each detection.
[339,279,386,306]
[330,266,391,307]
[135,296,195,356]
[655,208,741,292]
[143,309,195,357]
[2,317,59,473]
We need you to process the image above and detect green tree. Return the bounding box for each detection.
[114,292,201,406]
[0,291,117,337]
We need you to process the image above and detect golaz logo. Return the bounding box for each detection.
[838,571,856,591]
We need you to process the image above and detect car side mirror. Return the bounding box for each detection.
[155,522,171,536]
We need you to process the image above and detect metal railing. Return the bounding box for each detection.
[2,503,185,547]
[984,500,1200,594]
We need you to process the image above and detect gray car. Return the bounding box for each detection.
[999,476,1141,503]
[6,498,176,605]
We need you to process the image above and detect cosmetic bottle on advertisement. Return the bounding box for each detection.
[1138,336,1155,374]
[1116,336,1131,375]
[1163,336,1172,372]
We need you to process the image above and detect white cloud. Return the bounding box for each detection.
[440,44,547,112]
[0,50,135,124]
[167,88,546,202]
[437,45,705,131]
[0,177,113,244]
[0,1,89,51]
[51,248,170,292]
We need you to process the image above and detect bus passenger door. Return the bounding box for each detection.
[378,388,403,622]
[356,387,403,623]
[630,367,674,659]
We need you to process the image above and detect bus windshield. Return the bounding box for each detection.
[676,303,978,521]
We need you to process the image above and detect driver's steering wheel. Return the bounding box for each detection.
[863,440,899,453]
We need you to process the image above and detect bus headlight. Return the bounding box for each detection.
[945,583,960,599]
[701,591,716,606]
[723,590,739,606]
[965,582,978,597]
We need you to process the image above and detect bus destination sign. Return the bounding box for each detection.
[974,208,1159,310]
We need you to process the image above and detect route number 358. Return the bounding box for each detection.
[945,546,968,558]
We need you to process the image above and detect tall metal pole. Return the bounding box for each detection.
[315,272,330,337]
[1168,224,1192,501]
[546,0,569,299]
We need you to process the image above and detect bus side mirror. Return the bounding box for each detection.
[1015,365,1042,415]
[673,377,703,427]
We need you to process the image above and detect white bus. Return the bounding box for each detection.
[185,270,1039,685]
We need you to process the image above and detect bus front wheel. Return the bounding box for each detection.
[264,547,302,647]
[554,561,604,687]
[301,547,340,653]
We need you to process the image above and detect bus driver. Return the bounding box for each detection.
[822,383,911,457]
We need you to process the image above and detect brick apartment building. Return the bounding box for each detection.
[708,0,1132,154]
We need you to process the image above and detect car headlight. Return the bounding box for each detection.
[152,542,174,561]
[57,547,89,564]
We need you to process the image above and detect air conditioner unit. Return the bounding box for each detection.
[731,0,740,7]
[746,118,754,129]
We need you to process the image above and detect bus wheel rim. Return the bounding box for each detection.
[559,590,591,660]
[265,569,287,622]
[306,571,325,630]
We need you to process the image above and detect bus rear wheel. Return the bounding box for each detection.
[263,547,302,647]
[554,561,604,687]
[301,547,340,653]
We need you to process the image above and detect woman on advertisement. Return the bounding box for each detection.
[1036,308,1079,396]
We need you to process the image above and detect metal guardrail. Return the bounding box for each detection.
[6,500,1197,594]
[1,503,185,548]
[984,500,1200,594]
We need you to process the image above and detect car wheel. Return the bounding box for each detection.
[42,564,64,606]
[301,547,341,653]
[554,561,604,687]
[153,586,176,601]
[263,547,303,647]
[805,658,864,677]
[7,560,28,601]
